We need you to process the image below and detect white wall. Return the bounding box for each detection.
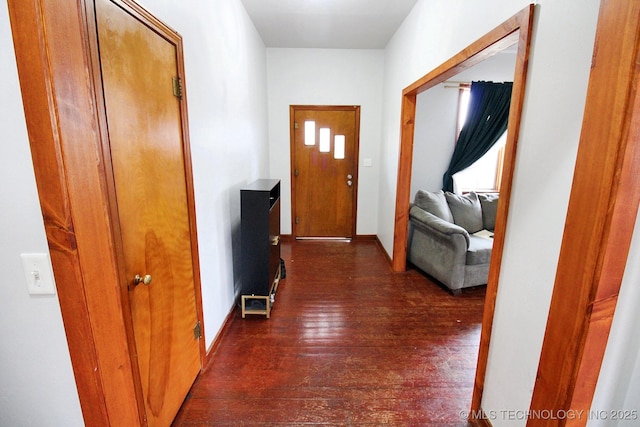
[411,84,457,194]
[0,0,269,424]
[379,0,601,425]
[266,48,384,235]
[411,52,517,197]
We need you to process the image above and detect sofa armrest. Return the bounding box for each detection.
[407,205,469,290]
[409,205,470,246]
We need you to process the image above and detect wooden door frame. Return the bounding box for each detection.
[289,105,361,239]
[389,5,535,418]
[7,0,206,425]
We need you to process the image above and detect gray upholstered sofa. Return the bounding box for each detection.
[407,190,499,294]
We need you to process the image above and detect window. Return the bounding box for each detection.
[319,128,331,152]
[456,87,471,139]
[334,135,345,159]
[453,132,506,192]
[453,86,505,193]
[302,121,346,160]
[304,121,315,146]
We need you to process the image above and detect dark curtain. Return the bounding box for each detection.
[442,81,513,192]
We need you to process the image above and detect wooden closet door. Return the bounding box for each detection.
[96,0,201,425]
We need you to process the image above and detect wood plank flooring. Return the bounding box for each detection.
[173,239,485,426]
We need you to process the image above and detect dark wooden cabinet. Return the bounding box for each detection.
[240,179,281,317]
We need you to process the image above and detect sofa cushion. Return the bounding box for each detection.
[466,235,493,265]
[478,193,499,231]
[445,191,484,233]
[413,190,454,223]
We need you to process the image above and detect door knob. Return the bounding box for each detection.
[347,180,353,187]
[133,274,152,286]
[347,174,353,179]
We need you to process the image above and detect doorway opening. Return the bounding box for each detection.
[390,5,535,417]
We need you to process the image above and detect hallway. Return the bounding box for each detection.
[173,239,485,426]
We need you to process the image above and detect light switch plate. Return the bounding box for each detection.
[20,253,56,295]
[363,158,373,167]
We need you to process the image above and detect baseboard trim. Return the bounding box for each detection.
[373,236,393,266]
[353,234,377,241]
[281,234,379,242]
[202,304,236,372]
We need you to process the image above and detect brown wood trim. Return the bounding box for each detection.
[176,12,208,375]
[389,5,535,416]
[279,234,294,243]
[391,92,417,272]
[351,107,361,240]
[7,0,141,424]
[405,37,520,98]
[289,106,298,236]
[353,234,378,241]
[375,236,393,267]
[286,235,378,242]
[203,305,237,372]
[472,5,534,413]
[290,105,362,111]
[469,409,494,427]
[528,1,640,424]
[81,1,146,419]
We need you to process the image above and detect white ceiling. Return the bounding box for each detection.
[240,0,419,49]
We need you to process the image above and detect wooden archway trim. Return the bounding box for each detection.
[528,0,640,424]
[389,5,535,418]
[391,6,533,272]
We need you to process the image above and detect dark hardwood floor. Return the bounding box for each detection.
[173,239,485,426]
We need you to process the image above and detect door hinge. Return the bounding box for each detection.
[294,168,299,177]
[193,320,202,339]
[172,76,183,99]
[295,216,300,224]
[294,122,299,129]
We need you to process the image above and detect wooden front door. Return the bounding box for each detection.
[291,106,360,239]
[96,1,201,425]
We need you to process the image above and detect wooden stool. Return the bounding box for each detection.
[241,295,271,318]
